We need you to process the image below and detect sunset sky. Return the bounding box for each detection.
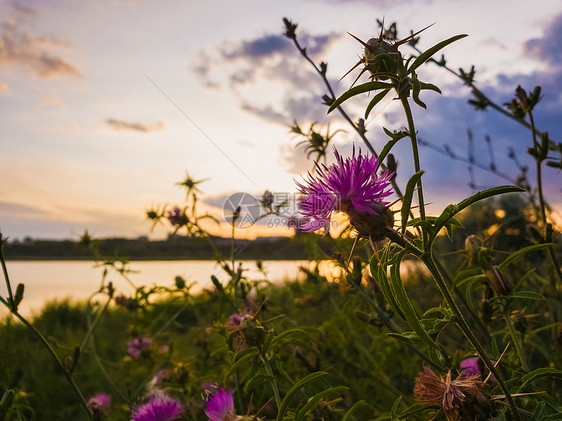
[1,0,561,240]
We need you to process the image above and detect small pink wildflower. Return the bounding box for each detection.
[131,395,183,421]
[128,337,152,358]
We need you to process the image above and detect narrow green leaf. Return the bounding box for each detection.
[295,386,349,421]
[530,402,545,421]
[370,256,405,320]
[342,400,370,421]
[431,186,524,240]
[378,143,399,169]
[223,348,259,384]
[389,254,438,351]
[276,372,328,421]
[497,243,555,271]
[327,81,393,114]
[401,171,424,234]
[410,34,468,71]
[455,274,487,288]
[411,78,426,109]
[397,404,440,420]
[420,81,441,93]
[520,368,562,391]
[510,291,547,301]
[390,395,402,418]
[365,89,390,119]
[269,327,316,351]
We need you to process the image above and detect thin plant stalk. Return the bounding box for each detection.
[503,313,529,372]
[260,351,282,411]
[400,97,426,224]
[0,246,92,418]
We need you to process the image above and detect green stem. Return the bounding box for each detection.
[89,327,131,405]
[528,113,562,288]
[503,312,529,372]
[400,96,429,251]
[0,295,92,418]
[433,256,492,346]
[291,37,377,157]
[423,254,522,421]
[0,245,92,418]
[346,245,447,373]
[260,351,282,410]
[528,112,546,226]
[0,242,15,311]
[80,296,111,351]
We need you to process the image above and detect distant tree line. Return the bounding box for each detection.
[2,234,341,261]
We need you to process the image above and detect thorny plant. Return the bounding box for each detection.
[285,16,562,421]
[1,16,561,421]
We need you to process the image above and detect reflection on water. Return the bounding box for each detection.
[0,259,424,318]
[0,260,331,318]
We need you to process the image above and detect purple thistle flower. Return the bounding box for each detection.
[295,147,393,235]
[205,388,235,421]
[128,337,153,358]
[131,395,183,421]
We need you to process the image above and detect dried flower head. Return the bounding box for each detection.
[131,394,183,421]
[295,147,394,239]
[205,388,236,421]
[414,367,484,420]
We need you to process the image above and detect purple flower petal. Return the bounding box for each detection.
[205,388,235,421]
[296,147,393,234]
[131,395,183,421]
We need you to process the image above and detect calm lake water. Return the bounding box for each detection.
[0,260,339,318]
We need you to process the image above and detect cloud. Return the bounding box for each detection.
[192,30,342,125]
[0,5,81,78]
[525,12,562,65]
[105,119,165,133]
[0,81,8,94]
[0,201,51,218]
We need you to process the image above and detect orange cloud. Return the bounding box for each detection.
[0,6,81,78]
[106,119,165,133]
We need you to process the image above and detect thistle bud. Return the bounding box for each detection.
[386,154,397,175]
[13,283,24,310]
[364,38,399,79]
[174,276,186,290]
[354,309,380,326]
[240,317,267,347]
[485,266,511,296]
[210,275,223,293]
